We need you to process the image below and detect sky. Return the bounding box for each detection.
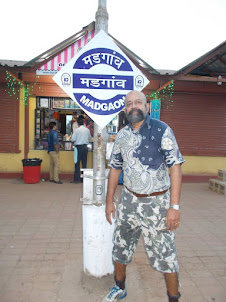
[1,0,225,71]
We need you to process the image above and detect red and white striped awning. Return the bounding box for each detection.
[36,30,95,75]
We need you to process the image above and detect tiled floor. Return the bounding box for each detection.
[0,179,225,302]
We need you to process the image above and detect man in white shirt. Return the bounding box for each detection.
[71,117,91,183]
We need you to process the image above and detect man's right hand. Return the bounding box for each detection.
[106,201,115,225]
[105,168,121,224]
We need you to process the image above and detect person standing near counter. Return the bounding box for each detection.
[47,122,62,184]
[71,117,91,183]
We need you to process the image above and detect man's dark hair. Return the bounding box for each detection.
[49,121,56,129]
[77,117,84,126]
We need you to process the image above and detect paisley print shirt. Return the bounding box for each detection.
[109,115,185,194]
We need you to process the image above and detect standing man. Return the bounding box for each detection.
[71,117,91,183]
[47,121,62,184]
[103,91,184,302]
[87,119,94,137]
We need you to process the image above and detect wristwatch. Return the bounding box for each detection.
[170,204,180,210]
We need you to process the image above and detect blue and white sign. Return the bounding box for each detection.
[53,30,149,128]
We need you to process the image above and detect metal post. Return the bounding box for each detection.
[93,0,109,205]
[82,0,114,276]
[95,0,109,33]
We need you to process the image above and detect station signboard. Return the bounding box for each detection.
[53,30,149,128]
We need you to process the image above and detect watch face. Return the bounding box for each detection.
[171,205,180,210]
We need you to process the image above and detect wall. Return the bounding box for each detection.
[182,156,226,175]
[0,87,225,178]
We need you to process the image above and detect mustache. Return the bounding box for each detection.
[128,108,143,115]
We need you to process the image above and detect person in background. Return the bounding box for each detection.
[87,119,94,137]
[102,90,184,302]
[78,114,86,125]
[47,121,62,184]
[118,110,129,131]
[71,117,91,183]
[71,113,78,134]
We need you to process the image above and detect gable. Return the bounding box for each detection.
[36,30,95,75]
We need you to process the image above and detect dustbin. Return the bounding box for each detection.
[22,158,42,184]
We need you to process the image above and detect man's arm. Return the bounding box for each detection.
[106,168,122,224]
[53,132,59,154]
[71,131,76,143]
[54,144,59,153]
[166,164,182,231]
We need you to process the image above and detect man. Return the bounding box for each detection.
[87,119,94,137]
[71,117,91,183]
[71,113,78,134]
[47,121,62,184]
[103,91,184,302]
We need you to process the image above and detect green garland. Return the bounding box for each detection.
[147,80,174,110]
[5,71,44,105]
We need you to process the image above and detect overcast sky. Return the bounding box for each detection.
[1,0,225,70]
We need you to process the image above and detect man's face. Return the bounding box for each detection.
[125,91,147,123]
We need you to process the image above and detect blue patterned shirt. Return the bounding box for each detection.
[109,115,185,194]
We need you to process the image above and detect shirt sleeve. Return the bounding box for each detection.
[161,127,185,168]
[108,135,123,170]
[71,132,77,143]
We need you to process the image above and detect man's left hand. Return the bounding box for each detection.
[166,208,180,231]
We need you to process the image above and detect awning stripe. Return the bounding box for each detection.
[36,29,95,75]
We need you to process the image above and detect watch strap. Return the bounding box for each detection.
[170,204,180,210]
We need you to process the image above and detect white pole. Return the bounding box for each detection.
[93,0,109,205]
[82,0,115,277]
[95,0,109,33]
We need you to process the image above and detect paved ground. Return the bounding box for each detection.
[0,178,225,302]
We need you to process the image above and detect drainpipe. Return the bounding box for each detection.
[24,88,29,159]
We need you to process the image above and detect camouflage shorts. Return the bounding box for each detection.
[112,187,179,273]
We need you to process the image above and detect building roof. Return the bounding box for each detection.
[0,60,27,67]
[157,69,176,75]
[23,21,159,76]
[175,40,226,77]
[0,22,225,83]
[24,22,95,69]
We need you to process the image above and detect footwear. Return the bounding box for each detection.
[102,285,127,302]
[54,180,63,184]
[167,291,181,302]
[50,180,54,182]
[70,180,79,184]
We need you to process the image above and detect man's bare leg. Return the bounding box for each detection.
[164,272,178,295]
[114,261,126,289]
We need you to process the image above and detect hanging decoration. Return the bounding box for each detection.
[148,80,175,110]
[150,99,161,119]
[5,71,45,105]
